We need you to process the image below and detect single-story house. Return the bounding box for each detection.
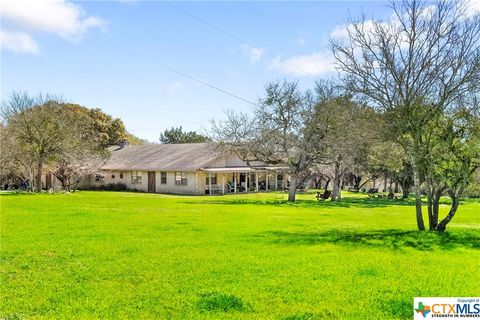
[81,143,289,195]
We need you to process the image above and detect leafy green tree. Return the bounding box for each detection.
[159,126,209,144]
[126,133,148,145]
[62,104,127,147]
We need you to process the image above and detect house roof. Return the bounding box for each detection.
[101,143,222,171]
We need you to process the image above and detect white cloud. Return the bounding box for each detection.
[0,0,104,54]
[163,82,183,95]
[241,44,264,64]
[297,37,306,45]
[0,30,39,54]
[271,52,335,76]
[465,0,480,17]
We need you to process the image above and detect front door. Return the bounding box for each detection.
[148,172,156,193]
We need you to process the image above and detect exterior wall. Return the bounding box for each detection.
[155,171,197,195]
[87,170,198,194]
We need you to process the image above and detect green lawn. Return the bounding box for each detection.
[1,191,479,319]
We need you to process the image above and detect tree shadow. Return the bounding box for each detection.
[253,229,480,251]
[182,196,418,209]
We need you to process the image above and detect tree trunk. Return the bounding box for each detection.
[383,171,388,192]
[426,185,434,231]
[402,177,410,198]
[331,160,341,201]
[71,179,80,193]
[432,190,441,230]
[412,164,425,230]
[436,196,460,232]
[394,179,399,193]
[354,176,362,189]
[36,161,43,192]
[288,175,297,202]
[324,178,331,191]
[28,170,34,193]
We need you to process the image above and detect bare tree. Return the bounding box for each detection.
[211,81,326,202]
[331,0,480,230]
[1,92,107,192]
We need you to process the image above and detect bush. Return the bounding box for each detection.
[465,183,480,198]
[104,183,127,191]
[80,183,127,191]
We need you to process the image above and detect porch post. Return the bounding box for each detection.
[275,172,278,191]
[266,173,269,191]
[208,172,212,195]
[222,174,225,195]
[255,172,259,192]
[234,173,237,194]
[246,173,249,193]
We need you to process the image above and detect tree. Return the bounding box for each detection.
[1,92,110,192]
[126,133,148,145]
[424,109,480,231]
[159,126,210,144]
[0,123,36,191]
[313,96,377,201]
[2,93,70,192]
[331,0,480,230]
[62,104,128,147]
[211,81,326,202]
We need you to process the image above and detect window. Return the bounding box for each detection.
[111,174,115,179]
[95,174,104,182]
[205,173,217,185]
[161,172,167,184]
[120,172,124,179]
[131,171,142,184]
[277,174,284,181]
[175,172,188,185]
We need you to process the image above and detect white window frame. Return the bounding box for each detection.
[175,172,188,185]
[131,171,142,184]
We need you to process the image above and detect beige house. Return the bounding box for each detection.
[83,143,288,195]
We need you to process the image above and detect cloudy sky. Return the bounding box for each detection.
[2,0,478,141]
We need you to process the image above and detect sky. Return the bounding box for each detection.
[0,0,439,141]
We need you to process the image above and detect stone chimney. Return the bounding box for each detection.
[119,139,128,149]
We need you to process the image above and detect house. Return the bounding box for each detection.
[82,143,289,195]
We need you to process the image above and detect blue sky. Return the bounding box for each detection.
[1,0,394,142]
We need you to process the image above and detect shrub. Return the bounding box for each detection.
[196,292,247,312]
[104,183,127,191]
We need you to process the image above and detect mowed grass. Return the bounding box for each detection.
[1,191,479,319]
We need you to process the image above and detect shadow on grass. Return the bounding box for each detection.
[254,229,480,251]
[182,196,421,209]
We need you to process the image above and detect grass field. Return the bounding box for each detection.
[1,191,479,319]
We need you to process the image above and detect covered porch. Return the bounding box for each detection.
[200,167,287,195]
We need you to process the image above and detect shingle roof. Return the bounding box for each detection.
[101,143,222,171]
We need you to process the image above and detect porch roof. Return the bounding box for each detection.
[200,166,288,173]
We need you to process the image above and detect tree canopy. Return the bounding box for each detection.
[159,126,210,144]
